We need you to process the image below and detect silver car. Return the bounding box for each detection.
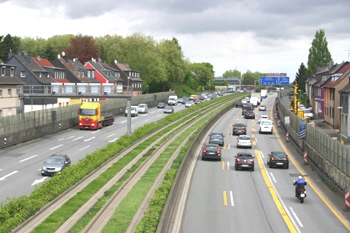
[237,135,252,149]
[138,104,148,114]
[41,154,71,176]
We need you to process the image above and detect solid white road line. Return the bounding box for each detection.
[289,207,304,227]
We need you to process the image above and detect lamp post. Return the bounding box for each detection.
[127,76,130,94]
[254,80,259,91]
[338,106,343,143]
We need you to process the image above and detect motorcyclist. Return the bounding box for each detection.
[293,176,307,197]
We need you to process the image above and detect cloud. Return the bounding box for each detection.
[1,0,349,78]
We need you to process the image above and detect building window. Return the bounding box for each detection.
[0,110,2,117]
[8,109,12,116]
[1,66,5,76]
[8,89,12,97]
[20,71,26,77]
[10,67,15,77]
[0,89,2,97]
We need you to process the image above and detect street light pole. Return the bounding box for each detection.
[127,76,130,94]
[338,106,343,143]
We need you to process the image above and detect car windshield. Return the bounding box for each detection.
[304,109,312,113]
[238,154,252,159]
[211,134,223,138]
[45,157,65,165]
[272,153,287,159]
[234,124,246,127]
[138,104,146,108]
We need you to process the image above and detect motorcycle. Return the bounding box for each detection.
[296,189,307,203]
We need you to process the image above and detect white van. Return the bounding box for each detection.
[259,120,273,134]
[168,95,178,106]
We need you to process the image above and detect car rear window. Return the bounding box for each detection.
[238,154,252,159]
[273,153,287,159]
[239,136,250,140]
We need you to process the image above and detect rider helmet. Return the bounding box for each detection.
[298,176,303,180]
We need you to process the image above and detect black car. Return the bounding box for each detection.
[41,154,71,176]
[202,144,222,161]
[242,104,254,115]
[209,132,224,146]
[235,152,255,171]
[157,102,166,108]
[232,123,247,135]
[267,151,289,169]
[244,110,255,119]
[234,101,243,108]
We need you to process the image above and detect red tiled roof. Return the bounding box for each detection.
[33,57,54,67]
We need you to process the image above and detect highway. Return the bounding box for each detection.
[0,102,186,203]
[1,93,349,232]
[181,93,349,232]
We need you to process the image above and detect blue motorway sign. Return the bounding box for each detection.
[260,76,278,85]
[279,76,290,85]
[299,119,307,140]
[260,76,290,85]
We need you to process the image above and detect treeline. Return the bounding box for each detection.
[0,33,216,93]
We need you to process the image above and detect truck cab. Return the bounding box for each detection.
[78,102,114,129]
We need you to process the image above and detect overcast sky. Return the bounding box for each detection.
[1,0,350,81]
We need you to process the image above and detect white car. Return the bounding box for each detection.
[137,103,148,114]
[237,135,252,149]
[258,115,269,124]
[259,120,273,134]
[125,106,138,117]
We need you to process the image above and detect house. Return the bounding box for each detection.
[84,58,124,94]
[33,56,71,108]
[0,59,25,116]
[52,54,101,103]
[52,54,96,84]
[339,80,350,137]
[110,60,142,95]
[7,51,57,112]
[321,62,350,129]
[306,65,333,118]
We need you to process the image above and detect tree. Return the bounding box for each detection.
[19,36,47,57]
[43,44,57,61]
[158,38,188,90]
[189,63,214,87]
[242,70,259,85]
[0,34,21,61]
[64,34,101,63]
[222,69,241,78]
[307,29,333,73]
[295,62,309,93]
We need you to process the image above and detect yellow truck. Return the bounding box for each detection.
[78,102,115,129]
